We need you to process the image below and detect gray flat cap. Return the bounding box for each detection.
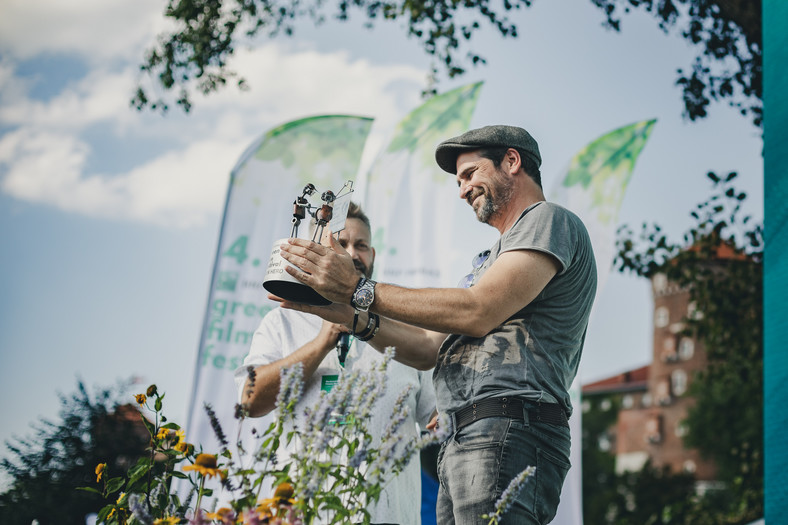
[435,125,541,174]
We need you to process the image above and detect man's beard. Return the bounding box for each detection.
[355,260,374,279]
[468,170,514,224]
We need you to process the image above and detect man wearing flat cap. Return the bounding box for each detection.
[276,125,597,524]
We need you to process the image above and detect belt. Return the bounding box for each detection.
[453,397,569,430]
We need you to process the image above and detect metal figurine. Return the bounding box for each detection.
[290,184,316,238]
[312,190,335,242]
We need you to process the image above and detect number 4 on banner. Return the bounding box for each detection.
[223,235,249,264]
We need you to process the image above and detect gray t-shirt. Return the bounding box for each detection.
[433,201,597,418]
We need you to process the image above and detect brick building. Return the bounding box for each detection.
[583,269,717,482]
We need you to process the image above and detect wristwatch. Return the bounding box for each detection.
[351,277,376,311]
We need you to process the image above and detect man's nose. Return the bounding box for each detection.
[459,181,471,200]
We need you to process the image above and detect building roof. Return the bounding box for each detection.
[582,365,650,395]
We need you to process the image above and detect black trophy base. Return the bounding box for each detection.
[263,279,331,306]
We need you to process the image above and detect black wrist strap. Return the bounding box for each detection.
[351,309,361,335]
[356,313,380,342]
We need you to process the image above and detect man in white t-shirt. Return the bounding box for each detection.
[234,202,436,525]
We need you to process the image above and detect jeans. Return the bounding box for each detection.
[435,415,571,525]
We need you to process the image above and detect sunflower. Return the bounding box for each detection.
[256,482,296,517]
[182,453,224,478]
[153,517,180,525]
[205,507,235,520]
[95,463,106,483]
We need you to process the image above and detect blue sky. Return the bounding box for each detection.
[0,0,763,467]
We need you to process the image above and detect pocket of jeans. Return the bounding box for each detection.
[452,417,511,451]
[533,446,571,523]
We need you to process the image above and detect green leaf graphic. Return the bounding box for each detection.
[245,115,373,189]
[377,82,483,182]
[562,119,657,224]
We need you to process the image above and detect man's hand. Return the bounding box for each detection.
[268,294,356,328]
[315,319,348,350]
[280,235,359,305]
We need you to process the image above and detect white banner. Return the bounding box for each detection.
[185,115,373,494]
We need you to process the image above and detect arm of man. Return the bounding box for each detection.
[269,297,448,370]
[280,236,562,338]
[241,320,343,417]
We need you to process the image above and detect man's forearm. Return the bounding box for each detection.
[361,313,447,370]
[242,338,333,417]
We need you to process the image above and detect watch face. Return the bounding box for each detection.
[355,287,374,308]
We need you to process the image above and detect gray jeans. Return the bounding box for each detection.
[435,415,571,524]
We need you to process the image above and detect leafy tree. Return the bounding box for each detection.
[605,461,696,525]
[133,0,761,126]
[614,171,763,523]
[581,394,621,523]
[0,381,150,525]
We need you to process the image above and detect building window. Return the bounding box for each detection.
[646,415,663,444]
[675,421,689,438]
[655,306,670,328]
[653,273,668,293]
[656,378,672,405]
[683,460,697,473]
[582,400,591,413]
[600,398,612,412]
[622,394,634,409]
[671,369,688,396]
[641,392,652,408]
[662,337,678,363]
[678,338,695,360]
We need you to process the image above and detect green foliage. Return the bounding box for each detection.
[0,380,149,525]
[591,0,762,127]
[581,395,621,523]
[606,462,697,525]
[613,171,763,523]
[134,0,761,126]
[83,350,446,524]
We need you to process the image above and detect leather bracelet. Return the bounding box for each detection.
[356,313,380,342]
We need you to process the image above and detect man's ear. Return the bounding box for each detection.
[505,148,522,175]
[371,246,377,264]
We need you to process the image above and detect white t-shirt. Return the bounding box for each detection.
[234,308,436,524]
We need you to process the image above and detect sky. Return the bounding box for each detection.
[0,0,763,468]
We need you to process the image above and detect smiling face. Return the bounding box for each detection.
[455,150,514,225]
[336,217,375,278]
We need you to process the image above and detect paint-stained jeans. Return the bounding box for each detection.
[436,415,571,525]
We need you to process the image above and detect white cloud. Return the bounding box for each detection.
[0,41,428,228]
[0,0,168,63]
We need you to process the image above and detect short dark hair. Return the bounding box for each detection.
[478,147,542,189]
[346,201,371,230]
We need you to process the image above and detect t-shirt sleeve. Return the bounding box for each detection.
[499,203,578,275]
[232,310,285,400]
[414,369,438,428]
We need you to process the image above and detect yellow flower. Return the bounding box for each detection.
[256,482,296,516]
[156,428,170,440]
[95,463,106,483]
[182,453,224,478]
[153,517,179,525]
[174,441,191,454]
[146,384,158,397]
[205,507,234,520]
[175,428,185,444]
[274,482,294,500]
[135,394,147,406]
[116,492,125,504]
[107,508,116,519]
